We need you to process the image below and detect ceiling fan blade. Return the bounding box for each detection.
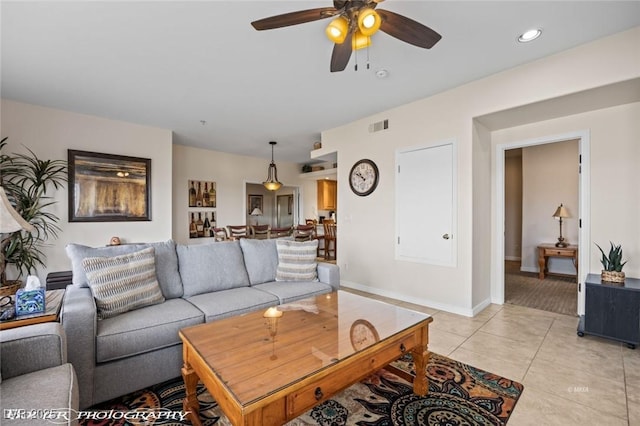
[377,9,442,49]
[330,31,353,72]
[251,7,338,30]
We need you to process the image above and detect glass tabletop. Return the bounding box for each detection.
[180,290,431,405]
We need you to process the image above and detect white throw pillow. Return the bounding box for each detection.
[275,240,318,282]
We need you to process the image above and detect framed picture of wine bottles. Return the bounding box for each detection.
[188,210,217,239]
[188,180,216,208]
[188,179,217,238]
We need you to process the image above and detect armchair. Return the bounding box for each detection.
[0,323,79,425]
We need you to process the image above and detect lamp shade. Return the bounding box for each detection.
[263,141,283,191]
[0,186,35,234]
[552,204,570,219]
[250,208,263,216]
[352,30,371,51]
[357,8,381,36]
[326,16,349,44]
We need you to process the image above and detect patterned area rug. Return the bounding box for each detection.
[81,353,523,426]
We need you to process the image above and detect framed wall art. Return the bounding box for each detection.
[248,194,263,215]
[68,150,151,222]
[188,180,216,207]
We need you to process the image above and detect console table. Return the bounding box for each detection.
[578,274,639,349]
[537,243,578,280]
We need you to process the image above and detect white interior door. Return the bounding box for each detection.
[396,142,456,266]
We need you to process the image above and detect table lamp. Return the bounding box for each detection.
[250,208,262,226]
[552,203,570,248]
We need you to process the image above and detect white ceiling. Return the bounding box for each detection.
[2,1,639,164]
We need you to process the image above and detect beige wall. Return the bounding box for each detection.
[171,144,303,245]
[522,140,579,274]
[1,99,173,283]
[521,140,579,273]
[504,152,523,260]
[321,28,640,315]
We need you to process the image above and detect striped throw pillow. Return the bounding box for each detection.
[275,240,318,282]
[82,247,165,319]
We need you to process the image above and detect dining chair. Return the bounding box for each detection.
[293,224,316,242]
[212,227,228,242]
[270,226,293,238]
[250,224,270,239]
[323,220,337,260]
[227,225,249,239]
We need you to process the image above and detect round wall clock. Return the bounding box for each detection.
[350,319,380,351]
[349,159,379,196]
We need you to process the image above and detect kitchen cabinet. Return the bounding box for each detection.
[317,180,337,210]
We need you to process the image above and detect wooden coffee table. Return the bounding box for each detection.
[179,290,432,425]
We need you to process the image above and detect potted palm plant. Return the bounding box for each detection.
[0,137,67,294]
[595,242,627,283]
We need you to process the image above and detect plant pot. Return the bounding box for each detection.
[0,280,23,297]
[601,270,625,283]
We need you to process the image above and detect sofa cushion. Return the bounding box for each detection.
[66,240,183,299]
[239,238,278,285]
[96,298,203,363]
[253,281,333,304]
[185,287,278,322]
[83,247,165,319]
[146,240,183,298]
[1,364,78,425]
[275,240,319,282]
[177,241,250,297]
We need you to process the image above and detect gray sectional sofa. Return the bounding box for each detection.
[61,238,340,409]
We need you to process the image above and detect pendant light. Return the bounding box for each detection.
[263,141,282,191]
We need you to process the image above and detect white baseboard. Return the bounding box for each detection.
[341,280,487,318]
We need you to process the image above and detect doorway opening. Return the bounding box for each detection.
[245,182,299,228]
[494,130,590,316]
[503,143,578,316]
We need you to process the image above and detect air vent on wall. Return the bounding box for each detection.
[369,119,389,133]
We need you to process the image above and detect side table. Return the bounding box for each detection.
[577,274,639,349]
[0,289,65,330]
[537,243,578,280]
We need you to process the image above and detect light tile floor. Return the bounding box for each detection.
[344,288,639,426]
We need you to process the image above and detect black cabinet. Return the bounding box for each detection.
[578,274,640,349]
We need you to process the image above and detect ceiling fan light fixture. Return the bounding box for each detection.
[326,16,349,44]
[358,8,381,36]
[263,141,283,191]
[352,30,371,51]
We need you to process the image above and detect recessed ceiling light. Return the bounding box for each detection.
[375,69,389,79]
[518,28,542,43]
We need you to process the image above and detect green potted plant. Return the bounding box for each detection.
[595,241,627,283]
[0,137,67,294]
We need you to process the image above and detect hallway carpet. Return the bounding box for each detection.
[505,261,577,316]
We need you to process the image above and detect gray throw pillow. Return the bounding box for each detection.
[275,240,319,282]
[82,247,165,319]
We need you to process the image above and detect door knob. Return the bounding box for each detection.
[442,233,450,240]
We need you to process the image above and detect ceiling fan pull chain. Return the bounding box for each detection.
[354,46,358,71]
[366,45,370,69]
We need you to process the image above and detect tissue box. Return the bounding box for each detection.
[15,288,46,316]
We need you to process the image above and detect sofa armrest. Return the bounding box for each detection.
[60,285,97,409]
[0,322,67,380]
[317,263,340,291]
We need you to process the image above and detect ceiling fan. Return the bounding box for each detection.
[251,0,442,72]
